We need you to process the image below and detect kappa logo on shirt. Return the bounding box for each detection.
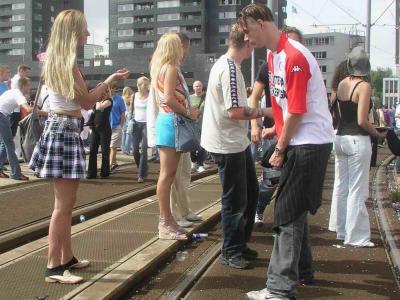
[291,65,302,73]
[227,58,239,107]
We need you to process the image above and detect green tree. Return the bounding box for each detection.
[370,67,393,106]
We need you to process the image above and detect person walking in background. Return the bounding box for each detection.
[29,9,129,284]
[150,32,199,240]
[132,76,150,183]
[10,64,31,137]
[0,65,11,95]
[109,84,126,171]
[87,89,113,179]
[329,47,387,248]
[189,80,207,173]
[170,33,203,228]
[0,78,42,180]
[201,23,271,270]
[121,86,134,155]
[239,4,334,299]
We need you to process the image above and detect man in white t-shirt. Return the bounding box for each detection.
[239,4,334,300]
[201,23,271,270]
[0,77,37,180]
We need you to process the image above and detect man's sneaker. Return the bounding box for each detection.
[242,248,258,260]
[45,266,83,284]
[255,213,264,227]
[246,288,294,300]
[184,212,203,222]
[177,219,193,228]
[197,166,206,173]
[63,256,90,269]
[110,164,119,172]
[299,276,315,285]
[220,254,250,269]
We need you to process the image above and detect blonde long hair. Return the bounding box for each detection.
[150,33,182,89]
[42,9,86,100]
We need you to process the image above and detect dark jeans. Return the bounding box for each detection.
[370,135,378,168]
[190,145,207,166]
[267,212,313,298]
[88,125,111,178]
[211,146,258,258]
[9,111,20,137]
[132,122,148,178]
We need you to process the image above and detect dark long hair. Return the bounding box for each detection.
[331,60,349,92]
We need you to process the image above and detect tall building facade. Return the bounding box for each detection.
[105,0,272,88]
[303,32,365,94]
[0,0,84,84]
[383,78,400,107]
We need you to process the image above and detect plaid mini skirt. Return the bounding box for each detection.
[29,113,86,179]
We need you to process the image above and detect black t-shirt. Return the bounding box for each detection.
[255,62,274,128]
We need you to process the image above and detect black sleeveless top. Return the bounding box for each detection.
[94,98,113,128]
[336,81,370,136]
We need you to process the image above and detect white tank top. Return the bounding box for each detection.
[48,88,81,111]
[134,92,148,122]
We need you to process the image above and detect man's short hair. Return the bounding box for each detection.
[238,3,274,30]
[0,65,9,73]
[283,26,303,43]
[229,23,246,49]
[18,77,31,89]
[18,64,31,72]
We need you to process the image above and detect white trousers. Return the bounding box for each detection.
[170,152,192,220]
[329,135,372,246]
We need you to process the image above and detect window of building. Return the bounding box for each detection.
[324,79,327,86]
[184,25,201,33]
[390,80,394,93]
[143,41,154,48]
[50,5,54,12]
[304,38,313,47]
[135,3,154,10]
[36,26,43,32]
[219,0,241,5]
[118,42,134,49]
[12,25,25,32]
[34,14,42,21]
[118,29,134,37]
[118,4,134,12]
[135,16,154,23]
[118,17,134,24]
[314,37,330,45]
[385,81,389,93]
[191,39,201,47]
[136,28,154,35]
[33,2,43,9]
[219,25,230,32]
[12,3,25,10]
[12,14,25,21]
[319,65,327,73]
[157,26,180,34]
[311,51,327,59]
[220,38,228,46]
[207,55,216,63]
[395,80,398,94]
[219,11,236,19]
[51,16,55,22]
[8,49,25,55]
[12,37,25,44]
[157,1,180,8]
[184,13,201,20]
[157,13,180,22]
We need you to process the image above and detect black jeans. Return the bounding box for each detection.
[88,125,112,178]
[211,146,259,258]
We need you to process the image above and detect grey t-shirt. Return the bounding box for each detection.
[201,54,249,154]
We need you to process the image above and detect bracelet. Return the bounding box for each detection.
[274,146,283,156]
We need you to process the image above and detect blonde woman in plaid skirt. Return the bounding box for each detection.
[29,9,129,284]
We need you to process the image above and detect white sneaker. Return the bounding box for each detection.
[255,213,264,227]
[246,288,291,300]
[177,219,193,228]
[185,212,203,222]
[197,166,206,173]
[45,269,83,284]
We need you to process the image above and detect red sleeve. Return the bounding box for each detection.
[285,52,311,114]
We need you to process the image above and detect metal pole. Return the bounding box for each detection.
[366,0,371,55]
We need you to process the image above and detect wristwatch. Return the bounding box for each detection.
[274,146,283,156]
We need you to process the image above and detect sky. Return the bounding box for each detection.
[84,0,397,71]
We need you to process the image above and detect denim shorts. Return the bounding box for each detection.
[155,113,175,148]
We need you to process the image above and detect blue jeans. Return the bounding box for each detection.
[121,121,133,154]
[132,122,148,178]
[211,146,258,258]
[0,113,22,178]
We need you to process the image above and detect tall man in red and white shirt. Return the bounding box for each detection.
[239,4,334,300]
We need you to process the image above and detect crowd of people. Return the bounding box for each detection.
[0,3,395,299]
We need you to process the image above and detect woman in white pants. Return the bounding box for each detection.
[329,47,386,247]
